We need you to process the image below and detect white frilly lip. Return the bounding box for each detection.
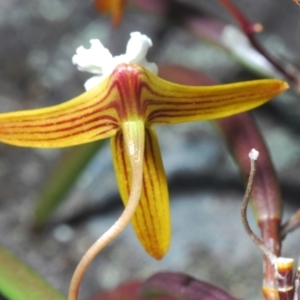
[72,32,158,90]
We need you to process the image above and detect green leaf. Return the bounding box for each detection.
[34,140,106,228]
[0,244,66,300]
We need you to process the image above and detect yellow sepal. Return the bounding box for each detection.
[111,125,170,259]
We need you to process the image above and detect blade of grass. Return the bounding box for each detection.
[0,244,66,300]
[33,140,106,229]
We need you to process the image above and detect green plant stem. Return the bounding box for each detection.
[34,140,106,228]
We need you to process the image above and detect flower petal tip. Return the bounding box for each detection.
[282,81,289,91]
[274,80,289,96]
[152,247,169,261]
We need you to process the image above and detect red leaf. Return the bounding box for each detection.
[88,281,175,300]
[141,272,236,300]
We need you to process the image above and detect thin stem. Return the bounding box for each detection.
[294,259,300,300]
[293,0,300,6]
[218,0,300,88]
[281,209,300,239]
[218,0,262,34]
[241,155,295,299]
[68,163,143,300]
[241,149,278,265]
[68,122,145,300]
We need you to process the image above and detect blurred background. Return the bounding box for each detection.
[0,0,300,299]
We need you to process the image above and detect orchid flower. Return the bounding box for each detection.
[0,32,287,299]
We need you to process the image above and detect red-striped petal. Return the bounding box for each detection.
[0,77,120,147]
[111,126,170,259]
[140,68,288,124]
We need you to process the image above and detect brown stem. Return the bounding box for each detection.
[216,113,282,293]
[281,209,300,239]
[68,161,143,300]
[294,260,300,300]
[241,151,284,300]
[241,150,277,265]
[218,0,262,34]
[218,0,300,88]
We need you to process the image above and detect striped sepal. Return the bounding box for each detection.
[0,78,120,148]
[141,69,288,124]
[111,125,170,259]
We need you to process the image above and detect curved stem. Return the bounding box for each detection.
[241,149,277,265]
[68,121,145,300]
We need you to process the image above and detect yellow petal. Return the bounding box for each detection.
[0,77,120,147]
[111,125,170,259]
[141,68,288,124]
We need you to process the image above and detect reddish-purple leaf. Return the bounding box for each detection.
[88,281,175,300]
[140,272,236,300]
[88,281,142,300]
